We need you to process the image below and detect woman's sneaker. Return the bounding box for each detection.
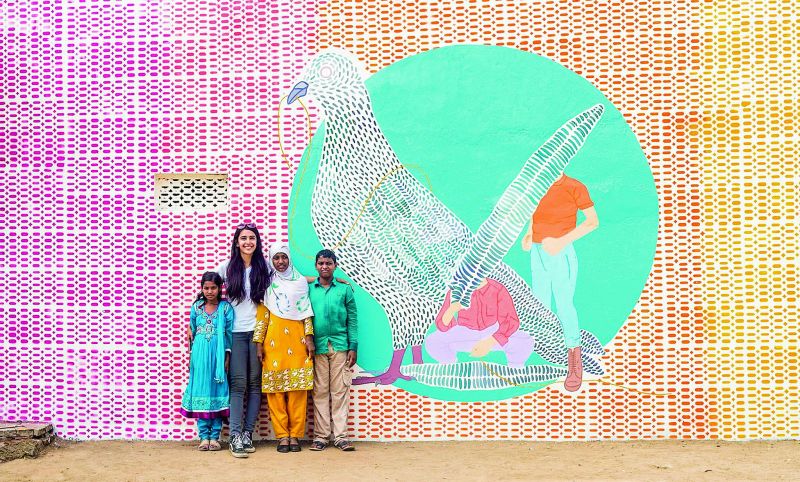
[229,433,249,458]
[242,431,256,453]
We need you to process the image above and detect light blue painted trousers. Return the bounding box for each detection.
[530,243,581,349]
[197,418,223,440]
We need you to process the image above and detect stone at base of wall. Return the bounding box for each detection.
[0,422,55,463]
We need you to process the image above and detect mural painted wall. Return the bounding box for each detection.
[286,45,658,402]
[1,0,798,440]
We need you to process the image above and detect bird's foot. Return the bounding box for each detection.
[352,347,414,385]
[412,345,424,364]
[353,367,413,386]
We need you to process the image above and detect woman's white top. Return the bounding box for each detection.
[216,260,257,333]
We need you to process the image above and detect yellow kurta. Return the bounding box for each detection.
[253,304,314,393]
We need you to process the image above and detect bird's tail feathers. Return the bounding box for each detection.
[581,329,605,355]
[400,361,567,390]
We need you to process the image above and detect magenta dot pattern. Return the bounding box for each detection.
[1,0,321,440]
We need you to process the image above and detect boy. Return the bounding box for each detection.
[308,249,358,451]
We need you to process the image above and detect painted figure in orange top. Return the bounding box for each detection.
[521,174,599,392]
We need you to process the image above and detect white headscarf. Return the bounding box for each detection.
[266,244,314,320]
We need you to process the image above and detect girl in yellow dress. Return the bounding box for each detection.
[254,244,315,453]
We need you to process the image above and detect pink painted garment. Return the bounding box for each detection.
[434,279,521,345]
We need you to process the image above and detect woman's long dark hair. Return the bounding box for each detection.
[195,271,224,305]
[225,225,270,304]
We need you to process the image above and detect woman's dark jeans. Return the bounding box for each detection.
[228,331,262,435]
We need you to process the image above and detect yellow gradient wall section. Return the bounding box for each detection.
[703,0,799,439]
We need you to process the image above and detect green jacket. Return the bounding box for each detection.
[308,278,358,353]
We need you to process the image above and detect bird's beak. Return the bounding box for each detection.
[287,81,308,104]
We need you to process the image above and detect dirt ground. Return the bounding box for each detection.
[1,439,798,481]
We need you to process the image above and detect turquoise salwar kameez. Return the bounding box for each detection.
[180,300,234,439]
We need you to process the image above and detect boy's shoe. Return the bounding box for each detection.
[309,441,327,451]
[333,439,355,451]
[229,433,249,458]
[242,431,256,453]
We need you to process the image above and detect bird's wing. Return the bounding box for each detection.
[344,167,474,303]
[448,104,605,306]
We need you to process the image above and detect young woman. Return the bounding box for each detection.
[253,244,315,453]
[215,223,271,458]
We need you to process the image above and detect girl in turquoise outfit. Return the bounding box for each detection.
[180,271,234,451]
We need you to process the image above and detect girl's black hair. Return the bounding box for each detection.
[315,249,338,263]
[196,271,224,304]
[225,226,270,304]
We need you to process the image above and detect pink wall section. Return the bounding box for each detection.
[1,0,320,439]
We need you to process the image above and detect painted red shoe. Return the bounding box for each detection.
[564,346,583,392]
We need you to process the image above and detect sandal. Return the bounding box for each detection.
[333,439,355,451]
[208,440,221,451]
[277,437,290,453]
[309,441,327,451]
[289,437,301,452]
[198,439,210,451]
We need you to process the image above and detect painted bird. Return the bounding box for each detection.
[287,49,605,389]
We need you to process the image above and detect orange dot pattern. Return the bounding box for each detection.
[316,0,712,440]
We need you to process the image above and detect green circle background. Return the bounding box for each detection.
[289,45,658,402]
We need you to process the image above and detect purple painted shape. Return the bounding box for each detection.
[425,325,535,369]
[179,408,230,420]
[412,345,424,364]
[352,348,413,386]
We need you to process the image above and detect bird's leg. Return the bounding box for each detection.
[412,345,423,364]
[352,347,413,385]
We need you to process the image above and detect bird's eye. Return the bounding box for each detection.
[320,65,333,79]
